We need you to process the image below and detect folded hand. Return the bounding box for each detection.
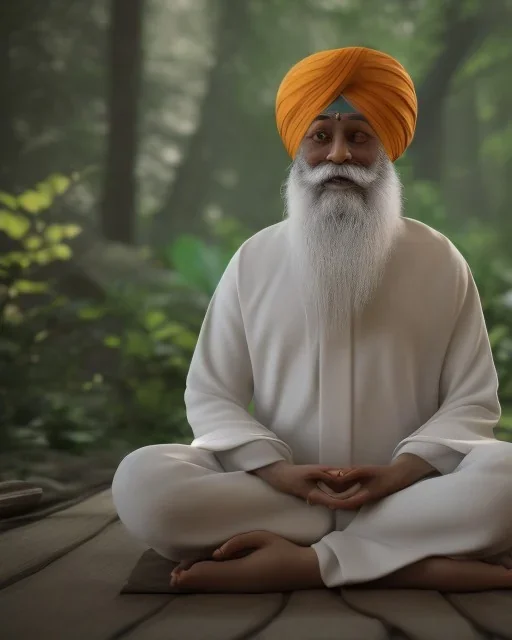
[309,454,436,510]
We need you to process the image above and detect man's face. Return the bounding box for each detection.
[300,112,381,181]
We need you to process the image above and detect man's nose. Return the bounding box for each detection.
[326,136,352,164]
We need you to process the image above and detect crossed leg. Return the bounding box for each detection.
[112,443,512,591]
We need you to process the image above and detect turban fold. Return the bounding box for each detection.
[276,47,417,162]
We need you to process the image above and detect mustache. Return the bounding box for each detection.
[294,158,380,190]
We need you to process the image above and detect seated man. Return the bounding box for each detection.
[112,46,512,593]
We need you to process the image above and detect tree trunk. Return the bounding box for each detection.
[410,1,497,183]
[101,0,144,244]
[0,3,34,192]
[149,0,250,245]
[0,31,16,191]
[443,77,486,222]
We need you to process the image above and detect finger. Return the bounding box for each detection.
[316,481,362,500]
[306,468,344,482]
[330,488,373,510]
[327,468,379,490]
[337,467,379,481]
[308,486,371,510]
[213,531,271,560]
[306,486,348,510]
[318,473,364,494]
[325,468,353,478]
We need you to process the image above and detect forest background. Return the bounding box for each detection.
[2,0,512,496]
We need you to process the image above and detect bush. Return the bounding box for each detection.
[405,178,512,429]
[0,192,250,453]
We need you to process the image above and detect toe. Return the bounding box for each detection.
[170,559,197,587]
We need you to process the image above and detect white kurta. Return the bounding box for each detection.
[112,221,511,586]
[187,217,501,475]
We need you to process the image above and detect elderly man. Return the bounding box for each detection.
[113,47,512,593]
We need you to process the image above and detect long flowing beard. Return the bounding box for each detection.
[284,151,403,335]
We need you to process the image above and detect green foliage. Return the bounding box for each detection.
[163,216,250,296]
[451,224,512,401]
[0,175,81,293]
[166,235,229,296]
[405,177,512,408]
[0,289,198,453]
[0,206,249,454]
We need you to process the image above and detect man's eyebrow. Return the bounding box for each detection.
[346,114,369,123]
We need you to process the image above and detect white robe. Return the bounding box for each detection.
[111,221,512,585]
[187,217,501,474]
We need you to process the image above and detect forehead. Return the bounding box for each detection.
[311,113,370,125]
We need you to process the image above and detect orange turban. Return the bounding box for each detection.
[276,47,417,162]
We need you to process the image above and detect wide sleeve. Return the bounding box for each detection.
[392,259,501,474]
[185,250,292,472]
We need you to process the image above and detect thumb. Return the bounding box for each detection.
[213,531,269,560]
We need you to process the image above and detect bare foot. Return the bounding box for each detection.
[168,530,512,593]
[360,557,512,591]
[169,531,323,593]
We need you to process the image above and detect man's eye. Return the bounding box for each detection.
[313,131,329,142]
[352,132,368,144]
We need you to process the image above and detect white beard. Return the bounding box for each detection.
[284,150,403,335]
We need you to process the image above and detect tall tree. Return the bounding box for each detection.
[444,77,487,222]
[0,11,17,191]
[410,0,501,183]
[101,0,144,244]
[0,1,51,192]
[149,0,251,244]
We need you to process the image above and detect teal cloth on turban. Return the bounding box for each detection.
[321,95,358,115]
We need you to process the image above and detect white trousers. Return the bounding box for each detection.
[112,442,512,587]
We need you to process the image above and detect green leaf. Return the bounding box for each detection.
[48,174,71,195]
[125,330,151,358]
[23,235,44,250]
[144,309,166,330]
[35,330,49,342]
[78,306,105,320]
[489,325,509,349]
[170,236,230,295]
[18,190,49,214]
[167,355,189,369]
[2,250,32,268]
[51,244,73,260]
[43,223,81,243]
[135,378,166,409]
[12,280,49,294]
[104,335,121,348]
[167,235,212,294]
[153,322,197,350]
[44,225,65,243]
[201,245,232,293]
[0,211,31,239]
[62,224,81,239]
[0,192,18,210]
[33,249,54,265]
